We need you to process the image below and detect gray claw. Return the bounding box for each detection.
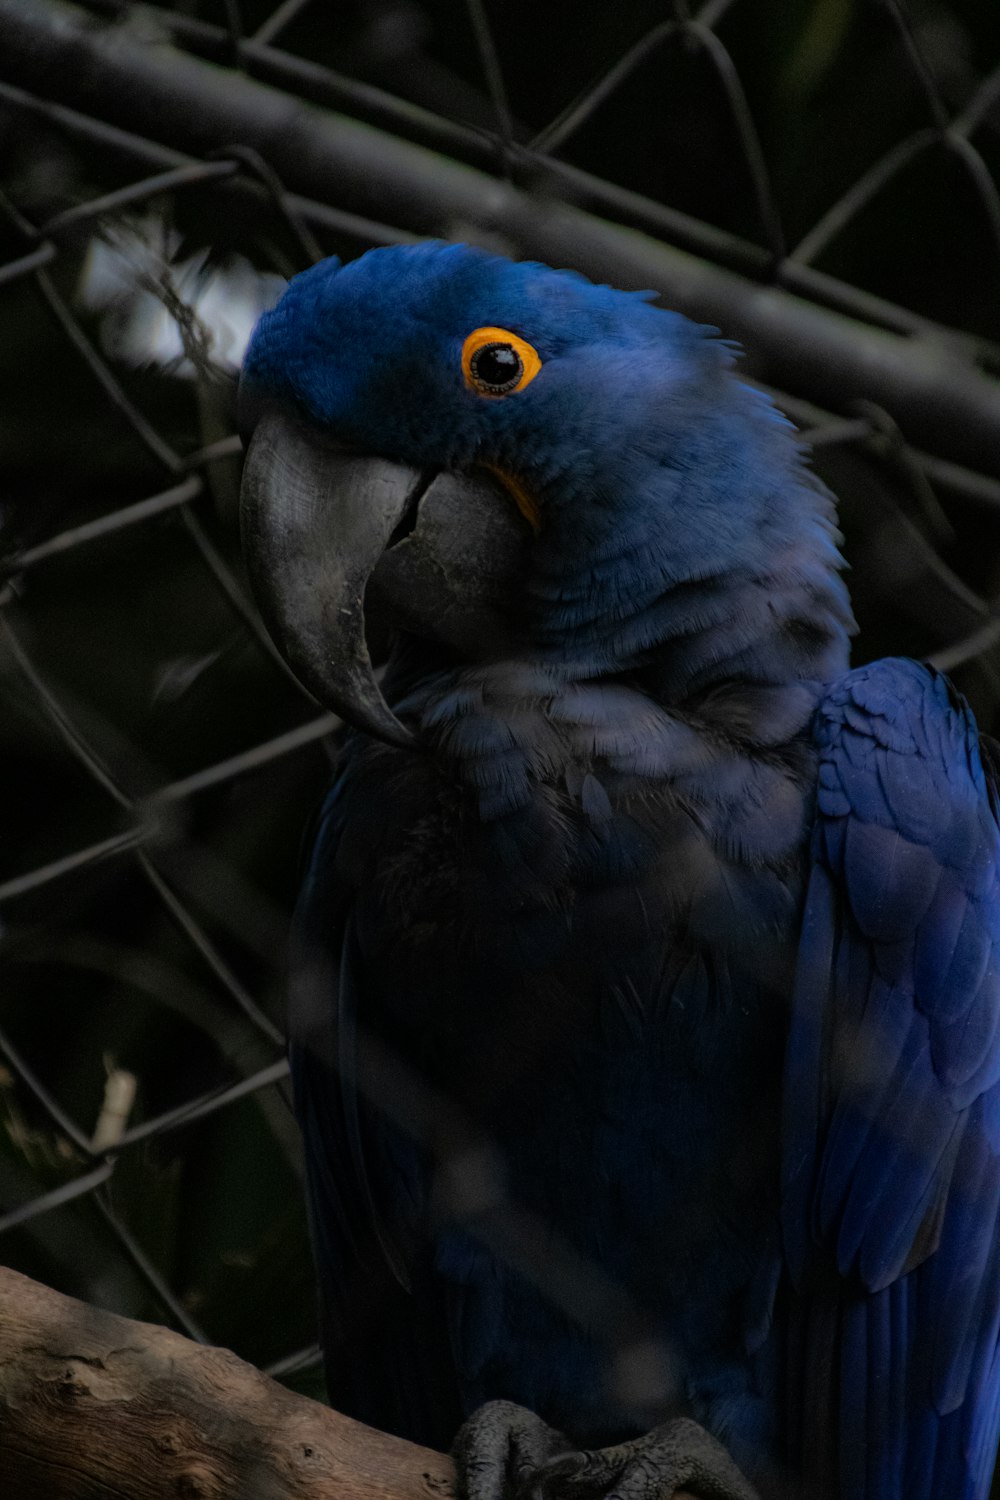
[453,1406,758,1500]
[530,1420,758,1500]
[548,1422,758,1500]
[453,1400,574,1500]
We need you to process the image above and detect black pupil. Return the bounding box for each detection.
[472,342,522,391]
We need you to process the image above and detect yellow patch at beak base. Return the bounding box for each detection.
[484,464,541,533]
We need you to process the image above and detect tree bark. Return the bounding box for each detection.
[0,1265,453,1500]
[0,1267,702,1500]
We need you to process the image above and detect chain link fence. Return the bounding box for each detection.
[1,0,999,1431]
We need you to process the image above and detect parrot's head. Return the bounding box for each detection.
[240,242,851,746]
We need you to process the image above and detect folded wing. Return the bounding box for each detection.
[783,658,1000,1498]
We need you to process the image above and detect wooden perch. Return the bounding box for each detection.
[0,1267,700,1500]
[0,1265,453,1500]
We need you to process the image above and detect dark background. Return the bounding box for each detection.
[1,0,999,1422]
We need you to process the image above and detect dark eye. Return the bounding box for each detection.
[461,326,542,398]
[469,342,523,394]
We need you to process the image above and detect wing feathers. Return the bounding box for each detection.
[843,822,941,944]
[783,659,1000,1497]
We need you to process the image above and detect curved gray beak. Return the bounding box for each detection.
[241,408,420,748]
[240,408,531,748]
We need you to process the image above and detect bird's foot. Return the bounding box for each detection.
[534,1420,760,1500]
[453,1403,759,1500]
[453,1400,576,1500]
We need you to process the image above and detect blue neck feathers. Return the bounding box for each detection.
[513,384,854,705]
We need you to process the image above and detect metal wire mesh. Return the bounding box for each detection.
[1,0,1000,1423]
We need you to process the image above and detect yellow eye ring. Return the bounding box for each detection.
[462,327,542,398]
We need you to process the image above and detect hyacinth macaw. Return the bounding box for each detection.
[238,243,1000,1500]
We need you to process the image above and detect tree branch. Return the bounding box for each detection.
[0,1268,702,1500]
[0,1265,453,1500]
[1,0,999,480]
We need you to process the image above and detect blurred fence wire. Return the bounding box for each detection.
[1,0,1000,1412]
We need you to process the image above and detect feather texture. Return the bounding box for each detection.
[242,244,1000,1499]
[783,659,1000,1498]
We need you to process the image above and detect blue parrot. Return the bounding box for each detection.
[238,243,1000,1500]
